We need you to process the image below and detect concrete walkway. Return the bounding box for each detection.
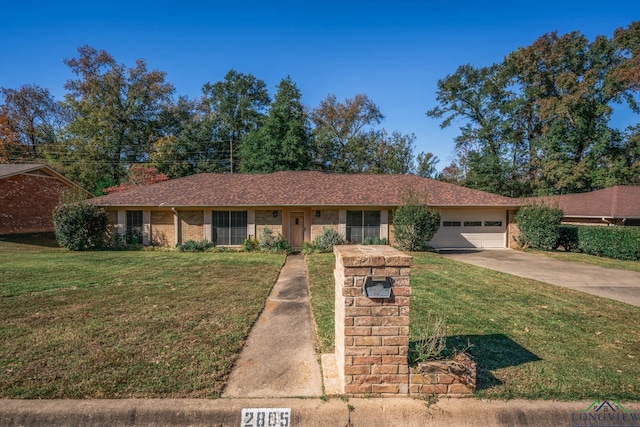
[222,254,323,398]
[441,250,640,306]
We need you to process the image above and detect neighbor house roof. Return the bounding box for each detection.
[89,171,520,208]
[0,163,51,179]
[0,163,90,195]
[526,186,640,219]
[556,185,640,218]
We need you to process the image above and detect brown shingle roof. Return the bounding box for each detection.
[533,186,640,218]
[90,171,520,208]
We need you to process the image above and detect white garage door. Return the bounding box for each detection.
[429,210,507,249]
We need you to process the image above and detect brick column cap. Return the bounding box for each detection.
[334,245,413,268]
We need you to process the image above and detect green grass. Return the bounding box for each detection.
[0,235,285,398]
[525,248,640,273]
[306,253,336,354]
[305,252,640,400]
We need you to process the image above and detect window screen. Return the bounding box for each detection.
[213,211,247,245]
[346,211,380,243]
[126,210,143,244]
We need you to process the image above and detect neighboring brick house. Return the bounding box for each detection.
[528,186,640,226]
[0,164,89,235]
[89,171,522,250]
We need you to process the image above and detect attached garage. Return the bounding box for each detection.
[429,209,508,249]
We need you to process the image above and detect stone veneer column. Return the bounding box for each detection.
[333,245,412,396]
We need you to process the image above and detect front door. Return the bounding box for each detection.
[290,213,304,250]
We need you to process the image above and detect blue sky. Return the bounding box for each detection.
[1,1,638,170]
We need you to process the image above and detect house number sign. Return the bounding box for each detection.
[241,408,291,427]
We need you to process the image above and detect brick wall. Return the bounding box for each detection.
[106,210,118,236]
[333,245,412,396]
[0,174,73,235]
[410,354,476,396]
[180,210,204,243]
[256,210,283,238]
[311,209,339,240]
[151,210,174,246]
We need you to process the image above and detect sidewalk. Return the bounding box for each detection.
[222,254,323,397]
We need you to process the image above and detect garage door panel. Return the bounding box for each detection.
[429,210,506,249]
[429,232,475,249]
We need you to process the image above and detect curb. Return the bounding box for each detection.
[0,397,611,427]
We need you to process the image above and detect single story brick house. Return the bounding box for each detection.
[89,171,521,250]
[0,164,90,235]
[529,185,640,226]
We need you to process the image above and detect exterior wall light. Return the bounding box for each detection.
[273,211,278,217]
[316,210,321,217]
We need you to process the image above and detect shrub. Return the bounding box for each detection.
[393,192,440,251]
[302,227,346,254]
[362,237,388,245]
[259,227,291,254]
[515,204,564,250]
[301,241,317,254]
[316,227,346,251]
[177,240,215,252]
[577,226,640,260]
[409,312,448,364]
[242,237,259,252]
[556,225,579,251]
[53,202,109,251]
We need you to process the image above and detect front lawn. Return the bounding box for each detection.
[306,252,640,400]
[0,237,285,398]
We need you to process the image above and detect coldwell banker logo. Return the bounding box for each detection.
[572,400,640,427]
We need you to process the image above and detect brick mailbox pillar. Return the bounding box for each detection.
[333,245,412,396]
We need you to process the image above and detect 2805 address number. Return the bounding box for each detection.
[241,408,291,427]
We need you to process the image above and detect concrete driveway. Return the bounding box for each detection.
[440,250,640,307]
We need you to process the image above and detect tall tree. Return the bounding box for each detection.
[428,22,640,196]
[0,84,66,159]
[201,70,270,173]
[149,96,202,178]
[415,151,440,178]
[426,64,521,195]
[505,30,634,194]
[310,93,384,172]
[368,131,416,174]
[102,165,168,194]
[0,106,28,163]
[61,45,175,193]
[241,77,312,172]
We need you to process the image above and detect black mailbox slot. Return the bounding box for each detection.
[364,276,392,299]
